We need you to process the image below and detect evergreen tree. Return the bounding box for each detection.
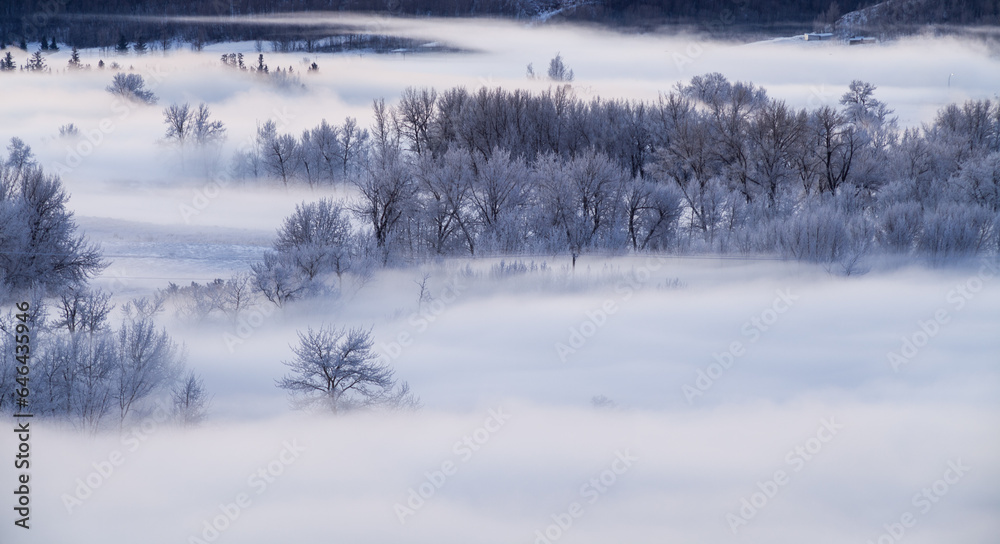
[26,50,46,71]
[133,37,147,55]
[115,34,129,54]
[49,37,58,51]
[68,47,81,69]
[0,52,15,71]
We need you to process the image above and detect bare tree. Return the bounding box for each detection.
[192,104,225,146]
[262,129,300,185]
[112,313,181,423]
[163,103,193,145]
[251,252,309,307]
[337,116,367,177]
[172,371,209,425]
[55,286,113,334]
[397,87,438,156]
[277,326,418,414]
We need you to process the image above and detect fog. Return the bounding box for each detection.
[1,14,999,543]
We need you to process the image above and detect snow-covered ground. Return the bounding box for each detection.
[1,14,998,544]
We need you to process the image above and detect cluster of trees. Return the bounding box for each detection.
[0,49,49,72]
[236,76,1000,282]
[219,52,308,88]
[0,142,206,428]
[158,274,257,322]
[163,102,226,147]
[233,117,369,186]
[0,291,207,429]
[0,46,122,73]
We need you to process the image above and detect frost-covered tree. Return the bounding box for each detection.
[535,150,624,264]
[0,139,105,297]
[277,325,418,414]
[251,251,310,306]
[469,148,529,253]
[274,199,356,284]
[192,104,225,146]
[300,119,340,184]
[955,151,1000,212]
[337,116,368,177]
[397,87,438,156]
[106,73,157,104]
[54,286,113,334]
[622,177,683,251]
[877,201,922,254]
[547,53,573,82]
[918,203,994,261]
[112,311,182,422]
[414,149,475,255]
[254,120,300,184]
[354,103,416,254]
[228,76,1000,269]
[3,295,190,430]
[172,371,209,425]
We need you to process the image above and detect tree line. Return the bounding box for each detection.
[0,141,206,429]
[231,75,999,299]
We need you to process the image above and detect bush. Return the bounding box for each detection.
[106,73,157,104]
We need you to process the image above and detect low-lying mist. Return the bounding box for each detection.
[0,14,998,544]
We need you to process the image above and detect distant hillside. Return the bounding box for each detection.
[1,0,866,37]
[1,0,996,46]
[834,0,1000,38]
